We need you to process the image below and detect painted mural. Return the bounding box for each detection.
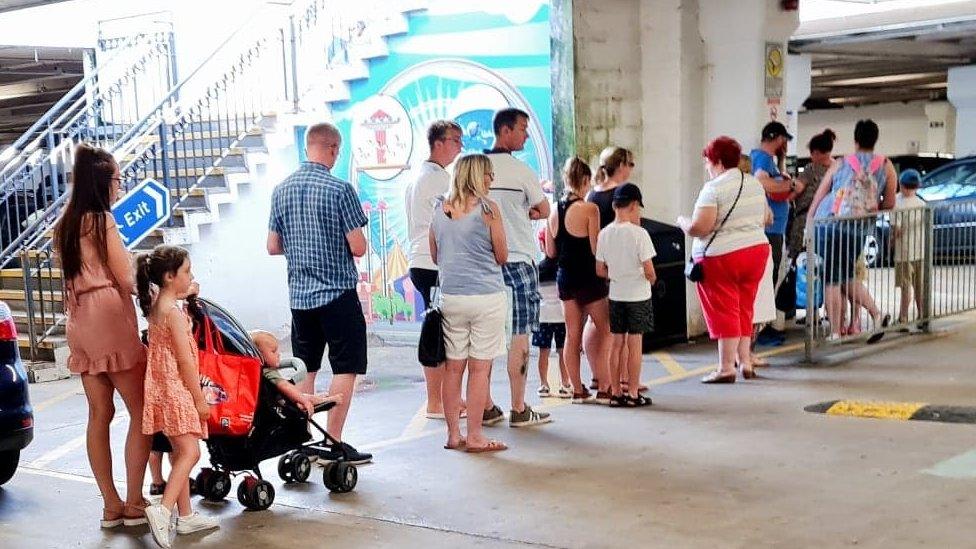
[328,1,555,325]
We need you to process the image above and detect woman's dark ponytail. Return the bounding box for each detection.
[135,253,153,317]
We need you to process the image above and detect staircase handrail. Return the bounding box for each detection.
[6,0,327,270]
[0,31,170,180]
[112,0,328,168]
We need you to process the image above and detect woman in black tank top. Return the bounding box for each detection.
[545,158,612,401]
[588,146,636,228]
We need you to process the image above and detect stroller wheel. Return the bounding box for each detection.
[238,477,275,511]
[292,453,312,483]
[197,468,231,502]
[322,461,357,493]
[278,451,311,484]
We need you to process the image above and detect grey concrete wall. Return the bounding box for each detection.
[188,138,298,340]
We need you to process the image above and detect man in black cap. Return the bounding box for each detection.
[750,121,804,345]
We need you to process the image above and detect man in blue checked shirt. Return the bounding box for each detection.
[267,122,372,464]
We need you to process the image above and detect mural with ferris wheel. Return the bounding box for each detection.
[329,1,556,324]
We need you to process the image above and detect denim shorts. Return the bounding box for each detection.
[815,221,869,285]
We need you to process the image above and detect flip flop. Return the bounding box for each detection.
[443,438,466,450]
[465,440,508,453]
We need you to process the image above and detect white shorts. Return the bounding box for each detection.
[753,254,776,324]
[441,292,507,360]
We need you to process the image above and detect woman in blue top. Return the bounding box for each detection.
[429,154,509,453]
[806,119,897,342]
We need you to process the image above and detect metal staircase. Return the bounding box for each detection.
[3,0,430,378]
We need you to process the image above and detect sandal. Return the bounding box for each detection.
[867,314,891,344]
[571,390,593,404]
[628,394,652,407]
[122,499,149,527]
[701,370,736,384]
[444,437,466,451]
[149,482,166,496]
[608,394,629,408]
[620,381,650,393]
[465,440,508,453]
[101,505,125,529]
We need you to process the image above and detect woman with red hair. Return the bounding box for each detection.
[677,136,770,383]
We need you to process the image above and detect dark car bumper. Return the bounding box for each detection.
[0,425,33,452]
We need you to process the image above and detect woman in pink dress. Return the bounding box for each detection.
[53,144,149,527]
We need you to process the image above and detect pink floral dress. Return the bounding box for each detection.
[142,304,207,439]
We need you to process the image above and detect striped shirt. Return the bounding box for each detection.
[269,162,368,310]
[692,168,768,258]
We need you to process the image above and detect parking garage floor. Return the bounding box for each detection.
[2,318,976,548]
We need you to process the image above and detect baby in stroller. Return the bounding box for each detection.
[187,298,361,510]
[248,330,343,415]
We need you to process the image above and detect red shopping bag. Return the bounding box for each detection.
[197,316,262,436]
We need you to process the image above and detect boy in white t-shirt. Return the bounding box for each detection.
[893,169,927,330]
[595,183,656,407]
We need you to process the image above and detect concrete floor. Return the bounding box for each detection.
[3,318,976,548]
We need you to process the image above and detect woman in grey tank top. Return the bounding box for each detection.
[429,154,509,453]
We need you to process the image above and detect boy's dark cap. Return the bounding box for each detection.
[761,121,793,141]
[613,183,644,207]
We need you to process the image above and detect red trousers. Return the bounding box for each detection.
[695,244,770,339]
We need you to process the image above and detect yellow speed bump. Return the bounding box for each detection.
[824,400,927,421]
[806,400,976,424]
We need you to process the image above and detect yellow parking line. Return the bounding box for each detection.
[646,342,805,386]
[652,352,686,376]
[29,413,127,468]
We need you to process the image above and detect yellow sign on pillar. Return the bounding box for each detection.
[764,41,784,99]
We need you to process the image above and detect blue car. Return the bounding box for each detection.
[862,156,976,267]
[0,300,34,486]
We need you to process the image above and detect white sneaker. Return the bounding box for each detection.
[176,511,219,535]
[145,504,175,548]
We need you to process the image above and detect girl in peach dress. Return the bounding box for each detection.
[135,245,217,548]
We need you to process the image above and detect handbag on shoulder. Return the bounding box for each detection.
[685,172,745,283]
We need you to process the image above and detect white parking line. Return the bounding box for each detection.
[28,412,127,468]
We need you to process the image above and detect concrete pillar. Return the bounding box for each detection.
[785,54,811,157]
[574,0,799,337]
[637,0,707,334]
[923,101,956,156]
[698,0,799,150]
[947,65,976,157]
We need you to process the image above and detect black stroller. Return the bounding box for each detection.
[185,297,359,511]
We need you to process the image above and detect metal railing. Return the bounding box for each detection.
[0,32,176,269]
[804,199,976,360]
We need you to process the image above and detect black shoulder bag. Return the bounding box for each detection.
[685,172,745,283]
[418,270,445,367]
[418,304,445,367]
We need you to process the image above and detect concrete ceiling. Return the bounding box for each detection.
[0,45,86,145]
[791,0,976,109]
[0,0,72,13]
